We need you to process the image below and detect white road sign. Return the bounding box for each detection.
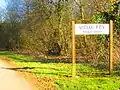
[75,24,109,35]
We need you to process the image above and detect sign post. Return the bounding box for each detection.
[109,20,113,74]
[72,21,76,77]
[72,20,113,77]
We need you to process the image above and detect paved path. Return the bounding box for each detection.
[0,60,32,90]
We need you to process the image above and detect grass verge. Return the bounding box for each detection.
[0,51,120,90]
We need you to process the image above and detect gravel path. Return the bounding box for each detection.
[0,61,32,90]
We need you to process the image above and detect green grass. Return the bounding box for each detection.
[0,51,120,90]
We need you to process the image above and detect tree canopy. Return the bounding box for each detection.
[0,0,119,66]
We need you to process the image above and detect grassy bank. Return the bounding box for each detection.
[0,51,120,90]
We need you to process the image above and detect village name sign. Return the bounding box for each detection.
[75,24,109,35]
[72,20,113,77]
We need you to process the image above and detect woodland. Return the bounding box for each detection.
[0,0,120,68]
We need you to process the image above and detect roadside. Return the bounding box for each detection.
[0,56,57,90]
[0,59,33,90]
[0,51,120,90]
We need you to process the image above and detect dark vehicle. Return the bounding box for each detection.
[48,43,61,56]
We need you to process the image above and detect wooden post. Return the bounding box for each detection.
[72,21,76,77]
[109,20,113,75]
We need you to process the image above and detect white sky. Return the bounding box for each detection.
[0,0,6,8]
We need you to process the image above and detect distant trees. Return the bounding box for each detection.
[0,0,119,67]
[19,0,74,56]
